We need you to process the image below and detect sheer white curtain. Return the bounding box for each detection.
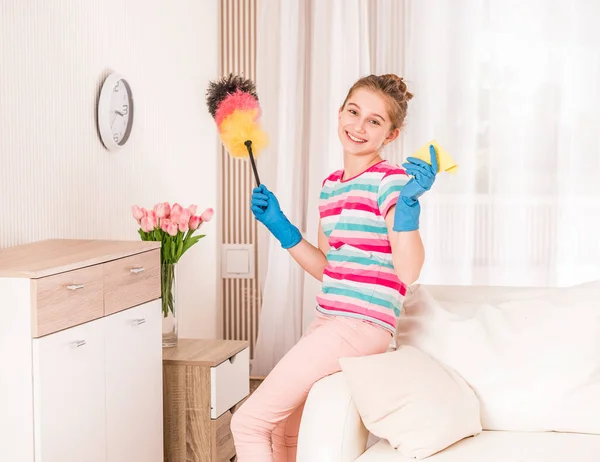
[253,0,386,376]
[252,0,600,375]
[403,0,600,287]
[252,0,309,377]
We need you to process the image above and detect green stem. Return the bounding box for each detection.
[161,264,176,318]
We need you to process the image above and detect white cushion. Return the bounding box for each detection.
[339,346,482,460]
[396,283,600,434]
[356,431,600,462]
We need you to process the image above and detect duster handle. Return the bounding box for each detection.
[244,140,261,186]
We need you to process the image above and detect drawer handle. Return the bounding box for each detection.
[132,318,146,326]
[130,267,145,274]
[66,284,85,291]
[72,340,86,348]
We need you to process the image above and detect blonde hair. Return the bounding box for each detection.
[342,74,413,130]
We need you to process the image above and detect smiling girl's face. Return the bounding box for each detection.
[337,87,399,158]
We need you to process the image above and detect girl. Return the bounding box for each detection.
[231,74,438,461]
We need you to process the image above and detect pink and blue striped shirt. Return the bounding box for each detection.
[317,160,410,333]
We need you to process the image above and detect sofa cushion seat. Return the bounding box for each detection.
[357,431,600,462]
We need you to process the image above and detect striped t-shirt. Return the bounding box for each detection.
[317,160,410,333]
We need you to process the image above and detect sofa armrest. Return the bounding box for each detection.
[297,372,369,462]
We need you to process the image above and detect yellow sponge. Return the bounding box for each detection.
[410,140,458,174]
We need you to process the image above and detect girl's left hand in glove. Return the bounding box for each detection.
[393,144,439,232]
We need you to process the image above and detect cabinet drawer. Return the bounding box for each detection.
[103,249,160,316]
[210,347,250,419]
[212,410,235,462]
[31,264,104,337]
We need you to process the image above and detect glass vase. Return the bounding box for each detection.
[161,263,178,348]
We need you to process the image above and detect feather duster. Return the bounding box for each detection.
[206,74,268,185]
[219,110,268,158]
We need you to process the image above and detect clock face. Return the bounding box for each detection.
[110,79,133,145]
[98,73,134,151]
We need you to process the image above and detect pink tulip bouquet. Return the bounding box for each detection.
[132,202,214,318]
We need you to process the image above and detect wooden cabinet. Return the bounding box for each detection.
[0,239,163,462]
[163,339,250,462]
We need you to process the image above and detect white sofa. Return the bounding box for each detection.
[297,282,600,461]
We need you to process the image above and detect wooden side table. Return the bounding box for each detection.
[163,339,250,462]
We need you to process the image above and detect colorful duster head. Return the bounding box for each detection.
[206,73,268,160]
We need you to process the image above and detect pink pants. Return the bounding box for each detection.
[230,311,392,461]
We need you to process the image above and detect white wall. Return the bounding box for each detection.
[0,0,220,339]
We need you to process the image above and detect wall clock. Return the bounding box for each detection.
[97,73,134,151]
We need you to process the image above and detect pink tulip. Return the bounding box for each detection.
[200,208,214,222]
[132,205,144,222]
[167,222,179,237]
[161,218,171,233]
[178,221,189,233]
[154,202,171,219]
[178,209,191,225]
[140,216,154,232]
[147,210,158,229]
[171,203,184,216]
[170,212,181,226]
[187,205,198,216]
[189,215,201,230]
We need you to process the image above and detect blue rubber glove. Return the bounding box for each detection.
[251,184,302,249]
[393,144,439,232]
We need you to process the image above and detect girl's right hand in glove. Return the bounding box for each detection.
[251,184,302,249]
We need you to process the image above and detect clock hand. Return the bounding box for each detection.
[115,110,124,116]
